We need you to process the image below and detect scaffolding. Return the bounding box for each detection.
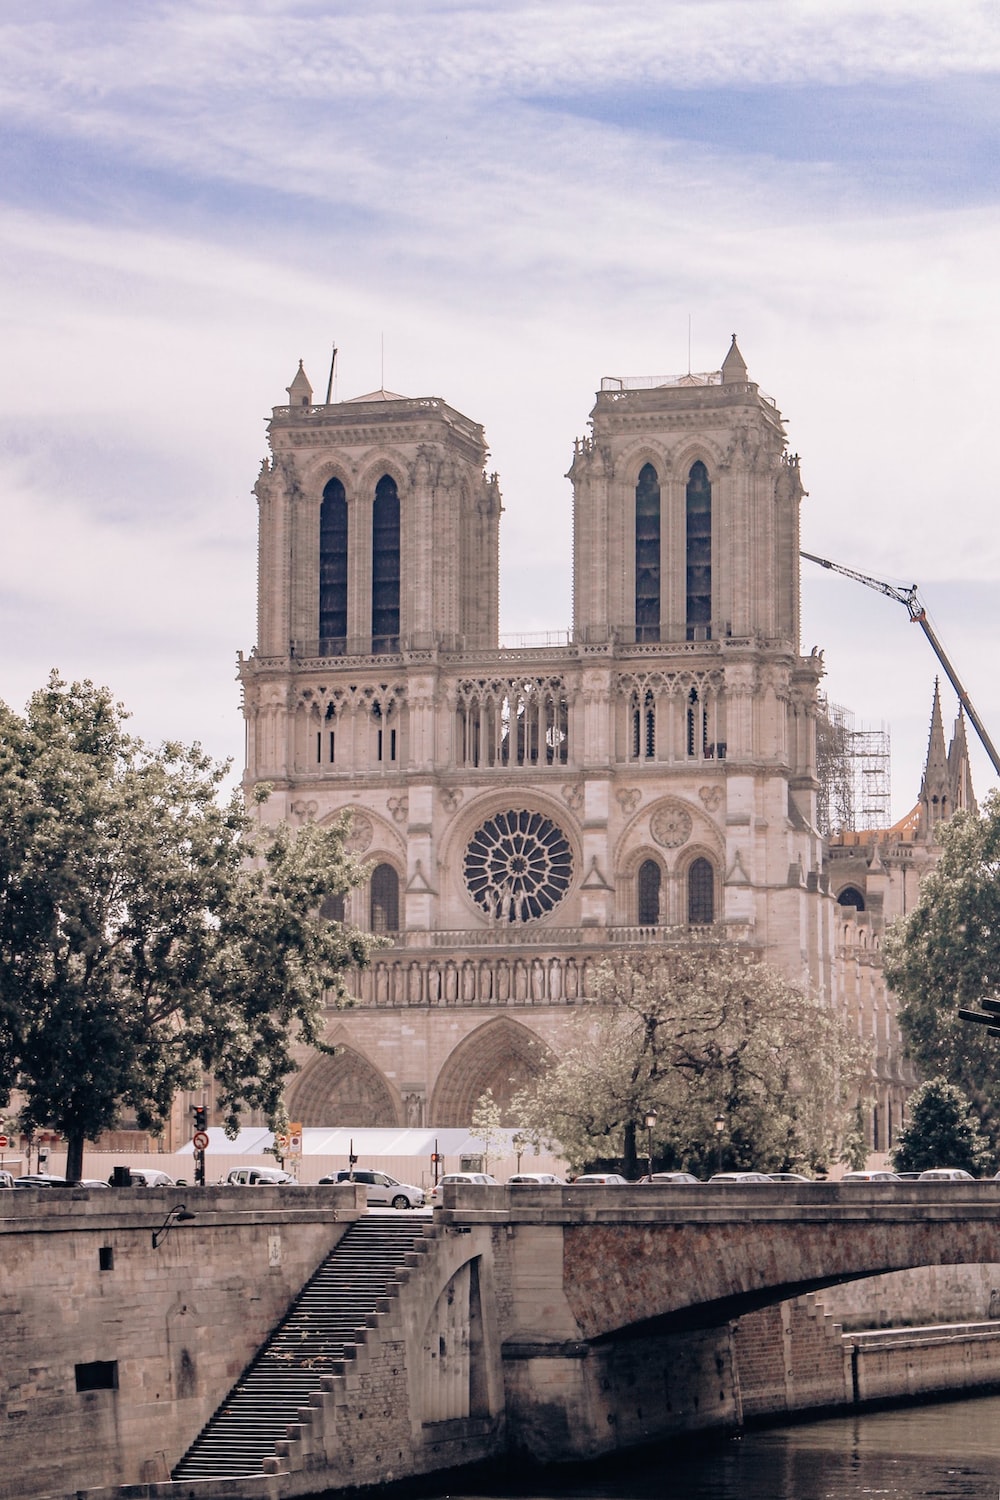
[816,698,891,835]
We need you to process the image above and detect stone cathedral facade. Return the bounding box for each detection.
[238,339,967,1152]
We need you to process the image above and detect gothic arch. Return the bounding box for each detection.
[285,1045,400,1126]
[681,849,718,925]
[669,437,724,479]
[617,441,671,488]
[356,452,409,498]
[430,1018,555,1127]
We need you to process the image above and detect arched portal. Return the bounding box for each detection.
[285,1046,399,1126]
[430,1018,555,1127]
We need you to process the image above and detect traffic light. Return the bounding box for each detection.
[193,1105,207,1131]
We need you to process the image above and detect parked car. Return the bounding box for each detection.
[429,1172,498,1202]
[0,1170,15,1189]
[507,1172,563,1185]
[12,1173,67,1187]
[839,1170,901,1182]
[570,1173,630,1185]
[637,1171,701,1184]
[108,1168,176,1187]
[895,1171,922,1180]
[319,1169,425,1209]
[223,1166,295,1186]
[768,1172,813,1183]
[708,1172,774,1184]
[918,1168,975,1181]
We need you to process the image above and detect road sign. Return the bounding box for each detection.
[288,1122,303,1156]
[192,1130,209,1151]
[276,1133,290,1151]
[0,1135,8,1149]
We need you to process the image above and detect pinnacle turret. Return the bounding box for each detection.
[286,360,313,408]
[721,334,748,384]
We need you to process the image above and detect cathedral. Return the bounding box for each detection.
[238,339,974,1153]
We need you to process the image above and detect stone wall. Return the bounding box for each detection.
[0,1184,362,1499]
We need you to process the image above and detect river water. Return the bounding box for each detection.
[440,1393,1000,1500]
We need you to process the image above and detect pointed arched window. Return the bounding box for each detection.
[686,461,711,640]
[635,464,660,642]
[370,864,400,933]
[687,857,714,925]
[319,477,348,652]
[638,860,661,926]
[372,474,400,652]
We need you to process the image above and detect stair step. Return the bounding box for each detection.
[172,1217,430,1481]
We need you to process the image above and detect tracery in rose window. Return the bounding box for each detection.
[464,809,573,923]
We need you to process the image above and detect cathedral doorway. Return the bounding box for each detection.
[429,1018,554,1127]
[285,1046,400,1126]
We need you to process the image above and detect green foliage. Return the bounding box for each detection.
[891,1076,993,1175]
[469,1088,505,1174]
[0,673,374,1179]
[839,1103,869,1172]
[884,791,1000,1145]
[512,945,871,1176]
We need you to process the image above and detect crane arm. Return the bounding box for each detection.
[800,551,924,622]
[801,550,1000,780]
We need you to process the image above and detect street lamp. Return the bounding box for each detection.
[643,1109,657,1181]
[151,1205,196,1250]
[714,1113,725,1174]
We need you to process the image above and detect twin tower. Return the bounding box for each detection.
[239,341,857,1134]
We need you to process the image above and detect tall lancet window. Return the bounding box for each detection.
[372,474,400,652]
[319,477,348,653]
[635,464,661,642]
[686,461,712,640]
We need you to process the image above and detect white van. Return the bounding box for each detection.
[224,1166,295,1186]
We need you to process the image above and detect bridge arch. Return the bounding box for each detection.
[430,1018,554,1126]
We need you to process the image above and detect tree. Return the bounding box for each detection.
[891,1077,993,1176]
[883,791,1000,1145]
[511,946,871,1178]
[469,1088,505,1175]
[0,673,374,1181]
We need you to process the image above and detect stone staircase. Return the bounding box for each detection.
[172,1214,432,1481]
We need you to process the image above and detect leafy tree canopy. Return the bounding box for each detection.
[511,945,871,1178]
[0,673,374,1180]
[890,1076,993,1176]
[883,791,1000,1144]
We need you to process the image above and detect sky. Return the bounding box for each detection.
[1,0,998,820]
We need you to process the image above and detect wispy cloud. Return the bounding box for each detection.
[0,1,998,814]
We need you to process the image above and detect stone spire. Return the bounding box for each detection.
[918,679,952,836]
[721,334,748,385]
[286,360,313,408]
[947,707,978,816]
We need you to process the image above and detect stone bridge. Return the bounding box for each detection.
[7,1180,1000,1500]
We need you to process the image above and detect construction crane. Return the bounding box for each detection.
[801,551,1000,780]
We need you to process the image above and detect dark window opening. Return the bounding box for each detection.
[635,464,660,642]
[688,857,714,925]
[75,1361,118,1393]
[372,474,400,652]
[837,886,866,911]
[371,863,400,933]
[638,860,661,926]
[320,477,348,651]
[686,687,707,758]
[98,1246,114,1272]
[320,893,345,923]
[686,461,711,640]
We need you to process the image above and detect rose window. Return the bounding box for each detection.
[464,809,573,923]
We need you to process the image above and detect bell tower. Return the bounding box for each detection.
[254,370,502,661]
[570,336,804,648]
